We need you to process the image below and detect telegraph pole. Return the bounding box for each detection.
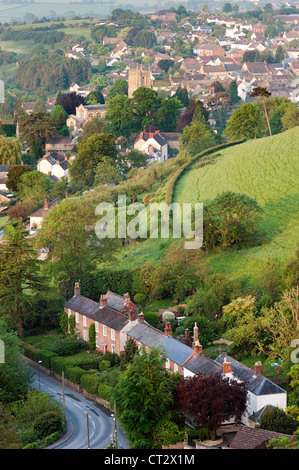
[86,412,90,449]
[114,401,118,449]
[62,370,66,419]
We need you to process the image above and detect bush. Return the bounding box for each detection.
[97,383,112,401]
[65,366,87,385]
[102,351,119,367]
[50,356,72,375]
[42,431,61,447]
[50,337,88,356]
[34,411,63,439]
[80,373,102,395]
[37,349,58,369]
[20,341,39,361]
[98,360,111,371]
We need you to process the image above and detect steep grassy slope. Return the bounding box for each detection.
[173,127,299,285]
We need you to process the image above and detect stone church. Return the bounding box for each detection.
[128,63,153,98]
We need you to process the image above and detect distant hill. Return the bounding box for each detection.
[173,127,299,285]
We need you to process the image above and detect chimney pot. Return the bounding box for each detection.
[193,340,202,355]
[100,295,107,308]
[254,361,263,376]
[164,321,172,336]
[74,282,80,296]
[138,312,144,322]
[223,357,232,375]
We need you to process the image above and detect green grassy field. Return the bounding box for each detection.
[107,128,299,287]
[172,127,299,285]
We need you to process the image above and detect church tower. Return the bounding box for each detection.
[128,63,152,98]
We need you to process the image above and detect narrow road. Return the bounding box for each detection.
[32,370,129,449]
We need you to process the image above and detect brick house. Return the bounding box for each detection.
[64,284,139,355]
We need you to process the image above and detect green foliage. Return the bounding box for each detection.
[0,321,33,404]
[69,133,117,187]
[33,411,63,439]
[113,348,173,449]
[224,103,265,140]
[120,338,139,370]
[0,222,46,338]
[65,366,87,385]
[15,53,91,93]
[80,373,102,395]
[257,406,298,435]
[203,191,263,250]
[50,337,88,356]
[0,136,22,165]
[89,323,96,351]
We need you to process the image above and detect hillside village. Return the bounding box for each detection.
[0,2,299,453]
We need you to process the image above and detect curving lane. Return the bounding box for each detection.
[32,370,129,450]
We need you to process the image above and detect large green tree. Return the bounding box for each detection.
[69,133,118,187]
[113,348,173,448]
[224,103,265,141]
[36,198,116,283]
[0,136,22,165]
[0,223,46,338]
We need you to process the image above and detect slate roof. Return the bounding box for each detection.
[105,290,126,312]
[215,353,286,396]
[230,425,295,449]
[128,321,165,348]
[184,353,223,376]
[65,294,130,331]
[156,336,194,366]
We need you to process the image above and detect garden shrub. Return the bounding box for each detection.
[37,349,58,369]
[50,337,88,356]
[65,366,87,385]
[20,341,39,361]
[50,356,72,375]
[42,431,61,447]
[98,360,111,371]
[97,383,112,401]
[80,373,102,395]
[102,351,119,367]
[34,411,63,439]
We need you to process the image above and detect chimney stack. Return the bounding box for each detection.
[100,295,107,308]
[223,357,232,376]
[254,361,263,376]
[74,282,80,296]
[129,310,136,322]
[44,197,49,210]
[193,340,202,355]
[124,292,130,304]
[164,321,172,336]
[138,312,144,322]
[193,322,198,342]
[185,328,192,347]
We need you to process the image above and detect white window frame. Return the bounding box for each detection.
[174,363,178,373]
[75,312,79,324]
[83,330,88,341]
[111,344,115,354]
[103,325,107,337]
[165,359,170,370]
[95,321,99,333]
[96,336,99,348]
[68,308,71,317]
[83,315,87,327]
[111,329,115,341]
